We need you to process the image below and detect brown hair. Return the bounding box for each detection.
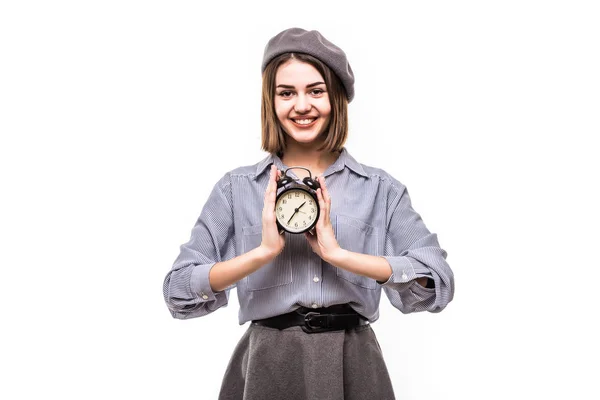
[261,53,348,156]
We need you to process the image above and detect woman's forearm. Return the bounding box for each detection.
[208,246,275,292]
[326,248,429,287]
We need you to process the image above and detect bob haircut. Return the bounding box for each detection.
[261,52,349,156]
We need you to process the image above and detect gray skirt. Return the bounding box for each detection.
[218,322,396,400]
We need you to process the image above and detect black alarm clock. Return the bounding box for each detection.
[275,166,321,234]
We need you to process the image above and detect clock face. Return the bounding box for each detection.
[275,188,319,233]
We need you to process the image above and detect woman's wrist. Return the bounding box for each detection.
[257,245,279,263]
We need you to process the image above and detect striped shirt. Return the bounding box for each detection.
[163,147,454,324]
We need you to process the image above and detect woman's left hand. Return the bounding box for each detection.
[304,175,341,262]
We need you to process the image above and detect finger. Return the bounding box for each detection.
[265,167,276,211]
[266,166,273,189]
[317,182,328,215]
[273,166,279,185]
[266,166,275,195]
[316,188,326,226]
[304,231,315,249]
[269,175,277,206]
[319,176,330,205]
[271,167,279,199]
[274,168,281,191]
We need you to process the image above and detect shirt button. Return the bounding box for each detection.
[313,276,320,282]
[311,303,318,309]
[401,272,408,280]
[201,294,209,300]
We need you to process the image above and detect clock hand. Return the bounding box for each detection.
[287,202,307,224]
[287,210,298,225]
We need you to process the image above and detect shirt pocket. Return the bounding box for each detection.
[335,214,379,290]
[242,224,292,291]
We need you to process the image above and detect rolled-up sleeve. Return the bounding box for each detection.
[378,181,454,313]
[162,173,237,319]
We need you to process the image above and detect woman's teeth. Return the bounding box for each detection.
[294,118,316,125]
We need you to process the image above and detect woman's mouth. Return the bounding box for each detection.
[290,117,318,128]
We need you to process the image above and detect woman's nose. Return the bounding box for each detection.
[294,93,312,113]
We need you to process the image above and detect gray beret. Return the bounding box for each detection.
[261,27,355,103]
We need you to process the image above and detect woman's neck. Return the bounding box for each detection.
[280,145,341,176]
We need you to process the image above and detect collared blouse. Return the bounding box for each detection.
[163,147,454,324]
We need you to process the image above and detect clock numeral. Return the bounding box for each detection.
[287,194,292,199]
[278,207,282,211]
[309,201,313,205]
[311,208,315,213]
[281,214,284,219]
[303,221,307,226]
[283,199,287,204]
[294,193,299,197]
[294,222,298,227]
[308,215,312,220]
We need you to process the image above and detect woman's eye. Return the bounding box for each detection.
[277,89,325,98]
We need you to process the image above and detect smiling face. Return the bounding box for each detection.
[274,59,332,147]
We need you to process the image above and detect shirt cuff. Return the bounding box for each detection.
[190,263,220,301]
[411,279,436,297]
[377,256,432,286]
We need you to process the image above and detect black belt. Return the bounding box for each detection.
[251,304,369,334]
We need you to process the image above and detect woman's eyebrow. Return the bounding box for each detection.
[276,81,325,89]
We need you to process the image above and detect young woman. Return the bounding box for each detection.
[163,27,455,400]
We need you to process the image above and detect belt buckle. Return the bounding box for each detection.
[302,312,335,334]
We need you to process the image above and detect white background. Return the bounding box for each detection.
[1,1,599,399]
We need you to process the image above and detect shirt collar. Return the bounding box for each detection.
[254,146,368,181]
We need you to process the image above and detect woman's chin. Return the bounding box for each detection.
[286,127,325,143]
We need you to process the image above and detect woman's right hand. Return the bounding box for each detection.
[260,164,286,259]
